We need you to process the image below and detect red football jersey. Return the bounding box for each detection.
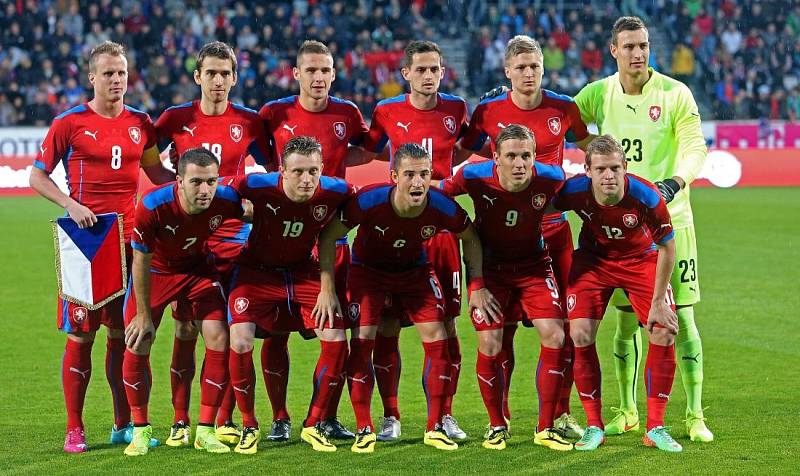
[342,184,470,272]
[35,103,157,239]
[363,93,468,180]
[230,172,354,268]
[155,100,271,174]
[259,95,368,179]
[132,183,243,273]
[440,160,565,265]
[553,174,674,259]
[461,89,588,165]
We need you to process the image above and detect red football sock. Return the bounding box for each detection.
[199,348,228,425]
[105,338,130,428]
[322,340,348,420]
[122,350,151,425]
[476,351,506,427]
[555,322,575,416]
[347,338,375,431]
[645,343,676,430]
[170,337,196,425]
[374,334,401,419]
[260,333,290,421]
[421,340,452,431]
[62,339,93,430]
[305,340,348,427]
[215,374,236,426]
[573,344,604,429]
[536,345,564,432]
[498,325,517,420]
[229,349,258,428]
[443,336,461,415]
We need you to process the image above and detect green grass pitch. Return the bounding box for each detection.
[1,187,797,474]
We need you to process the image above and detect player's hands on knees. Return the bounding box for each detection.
[469,288,503,324]
[646,302,678,334]
[312,290,342,331]
[125,314,155,350]
[65,202,97,229]
[242,199,254,222]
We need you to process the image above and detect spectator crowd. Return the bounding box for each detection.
[1,0,799,126]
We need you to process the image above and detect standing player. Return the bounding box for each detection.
[154,41,271,447]
[225,137,354,455]
[552,135,682,453]
[460,35,590,437]
[316,144,499,453]
[257,39,368,442]
[29,41,173,453]
[440,125,572,452]
[574,16,712,442]
[362,40,470,441]
[122,148,243,456]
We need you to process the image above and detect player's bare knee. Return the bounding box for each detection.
[68,331,95,343]
[477,331,502,356]
[318,328,347,342]
[175,320,199,340]
[107,328,124,340]
[126,338,152,355]
[378,315,401,337]
[648,327,675,346]
[444,317,458,337]
[416,322,447,343]
[229,324,255,353]
[537,320,565,348]
[570,326,594,347]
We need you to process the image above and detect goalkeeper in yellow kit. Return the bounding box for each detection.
[574,16,713,443]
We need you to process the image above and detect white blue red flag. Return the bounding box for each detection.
[52,213,126,309]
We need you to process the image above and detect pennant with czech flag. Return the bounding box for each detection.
[52,213,127,310]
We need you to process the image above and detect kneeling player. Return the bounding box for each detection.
[440,125,572,451]
[226,136,354,455]
[123,148,243,456]
[316,144,499,453]
[553,136,682,453]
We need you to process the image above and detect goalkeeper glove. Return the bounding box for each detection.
[479,85,508,102]
[655,178,681,203]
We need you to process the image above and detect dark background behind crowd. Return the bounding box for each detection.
[1,0,798,126]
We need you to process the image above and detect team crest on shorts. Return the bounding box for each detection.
[567,294,576,312]
[348,302,361,320]
[73,306,88,323]
[209,214,223,231]
[420,225,436,239]
[333,122,347,140]
[128,127,141,144]
[547,117,562,135]
[230,124,243,143]
[649,105,662,122]
[312,205,328,221]
[531,193,547,210]
[471,308,486,325]
[623,213,639,228]
[234,297,249,314]
[443,116,457,134]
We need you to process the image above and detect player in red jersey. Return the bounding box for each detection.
[551,136,681,453]
[315,143,500,453]
[361,40,471,442]
[460,35,591,436]
[122,148,243,456]
[439,125,572,451]
[225,136,355,455]
[154,41,271,447]
[28,41,173,453]
[257,40,367,441]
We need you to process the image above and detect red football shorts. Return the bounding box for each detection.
[542,219,574,293]
[424,231,462,319]
[566,249,675,325]
[470,259,565,331]
[57,245,132,334]
[123,269,227,329]
[347,264,445,327]
[227,263,345,331]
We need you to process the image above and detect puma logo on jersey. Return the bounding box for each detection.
[39,145,47,155]
[374,225,389,236]
[478,375,496,387]
[84,130,98,140]
[579,209,593,220]
[265,203,280,215]
[396,121,411,132]
[579,389,598,400]
[481,194,497,205]
[204,378,227,391]
[181,125,197,136]
[165,224,180,235]
[69,367,90,379]
[626,104,637,114]
[133,228,144,241]
[283,124,297,135]
[497,122,508,129]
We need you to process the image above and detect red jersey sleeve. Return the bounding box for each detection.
[460,103,487,151]
[564,101,589,143]
[438,167,468,196]
[446,203,471,234]
[247,119,273,168]
[35,116,72,173]
[153,109,177,150]
[141,116,157,150]
[339,194,364,229]
[646,194,675,245]
[363,106,388,153]
[132,202,158,254]
[349,106,369,146]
